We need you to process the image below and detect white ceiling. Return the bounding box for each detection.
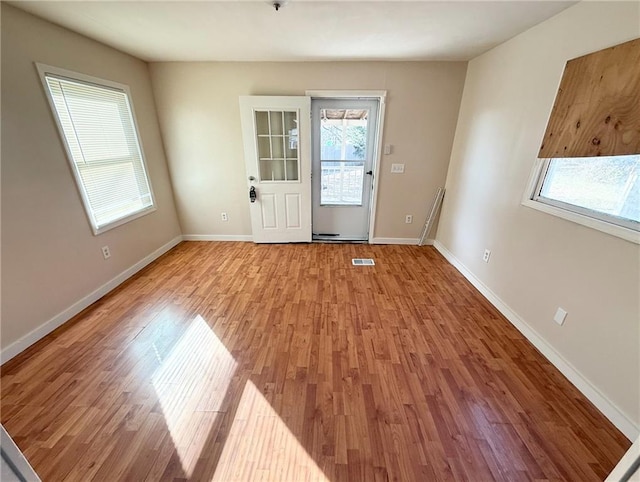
[11,1,576,62]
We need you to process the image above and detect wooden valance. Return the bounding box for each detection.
[538,38,640,159]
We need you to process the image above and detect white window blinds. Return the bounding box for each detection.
[39,65,154,234]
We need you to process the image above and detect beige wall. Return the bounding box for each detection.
[148,61,466,239]
[1,5,181,351]
[437,1,640,434]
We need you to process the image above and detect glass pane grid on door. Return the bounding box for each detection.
[255,110,299,182]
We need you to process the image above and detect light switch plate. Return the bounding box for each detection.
[553,307,567,326]
[391,163,404,173]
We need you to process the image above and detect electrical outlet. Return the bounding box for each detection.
[221,212,228,222]
[482,249,491,263]
[101,246,111,259]
[405,215,413,224]
[391,163,405,173]
[553,307,568,326]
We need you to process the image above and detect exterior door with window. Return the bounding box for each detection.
[311,99,379,241]
[239,96,312,243]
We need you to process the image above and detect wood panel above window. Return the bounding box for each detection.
[538,38,640,158]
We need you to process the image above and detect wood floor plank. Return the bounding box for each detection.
[1,242,631,481]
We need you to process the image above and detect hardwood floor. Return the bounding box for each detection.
[0,242,630,481]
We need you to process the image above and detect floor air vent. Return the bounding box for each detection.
[352,258,375,266]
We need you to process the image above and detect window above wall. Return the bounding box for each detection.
[524,39,640,243]
[37,64,155,235]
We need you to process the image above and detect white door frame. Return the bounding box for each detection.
[306,90,387,244]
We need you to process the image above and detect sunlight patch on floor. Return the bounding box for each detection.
[213,381,329,482]
[151,315,237,477]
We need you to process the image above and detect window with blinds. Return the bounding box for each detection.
[37,64,155,235]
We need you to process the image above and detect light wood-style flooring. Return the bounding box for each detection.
[0,242,631,481]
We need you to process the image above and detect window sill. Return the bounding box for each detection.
[521,199,640,245]
[93,206,157,235]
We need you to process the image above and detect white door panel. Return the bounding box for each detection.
[260,193,277,229]
[240,96,311,243]
[285,193,302,228]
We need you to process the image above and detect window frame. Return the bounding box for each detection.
[36,63,156,235]
[522,157,640,244]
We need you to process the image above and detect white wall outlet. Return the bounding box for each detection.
[405,215,413,224]
[391,163,405,173]
[553,307,568,326]
[482,249,491,263]
[101,246,111,259]
[384,144,392,155]
[221,212,228,221]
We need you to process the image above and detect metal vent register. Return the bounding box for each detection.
[352,258,375,266]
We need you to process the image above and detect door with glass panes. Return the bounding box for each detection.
[311,98,379,241]
[239,96,311,243]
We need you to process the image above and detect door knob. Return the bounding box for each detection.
[249,186,257,203]
[365,170,373,175]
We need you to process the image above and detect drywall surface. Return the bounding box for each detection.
[1,5,181,352]
[437,1,639,434]
[148,61,466,239]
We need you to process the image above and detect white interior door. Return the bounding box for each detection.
[240,96,311,243]
[312,98,379,241]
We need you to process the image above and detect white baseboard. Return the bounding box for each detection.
[0,235,183,365]
[606,436,640,481]
[371,237,430,245]
[182,234,253,242]
[1,425,40,481]
[433,240,639,441]
[182,235,430,246]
